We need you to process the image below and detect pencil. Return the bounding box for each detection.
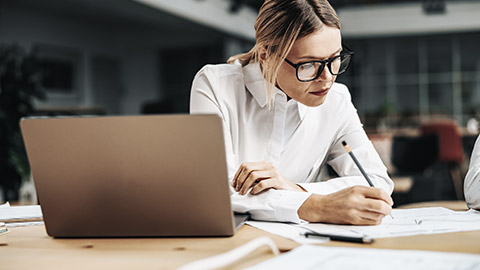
[342,140,394,219]
[341,141,374,187]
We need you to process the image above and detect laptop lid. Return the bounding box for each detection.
[21,114,241,237]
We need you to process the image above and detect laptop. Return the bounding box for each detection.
[20,114,248,237]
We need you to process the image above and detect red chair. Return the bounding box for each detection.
[420,119,465,199]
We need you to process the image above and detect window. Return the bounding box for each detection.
[342,31,480,129]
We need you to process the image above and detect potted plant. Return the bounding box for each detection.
[0,44,46,202]
[376,100,395,132]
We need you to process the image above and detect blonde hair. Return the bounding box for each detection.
[228,0,341,106]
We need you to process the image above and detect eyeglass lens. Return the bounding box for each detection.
[297,54,352,81]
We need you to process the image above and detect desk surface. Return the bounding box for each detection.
[2,225,296,270]
[2,224,480,269]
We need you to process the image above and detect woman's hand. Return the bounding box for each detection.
[298,186,393,225]
[232,161,305,195]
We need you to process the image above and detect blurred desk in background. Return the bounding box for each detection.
[397,200,468,211]
[370,130,479,206]
[392,176,414,193]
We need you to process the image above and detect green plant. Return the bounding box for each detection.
[0,44,46,201]
[377,100,395,119]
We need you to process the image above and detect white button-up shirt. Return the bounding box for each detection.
[465,135,480,209]
[190,61,394,223]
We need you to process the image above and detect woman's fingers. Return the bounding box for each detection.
[356,209,387,224]
[233,162,270,192]
[250,179,276,195]
[239,170,275,195]
[362,187,394,206]
[298,186,393,225]
[232,161,302,194]
[231,166,243,188]
[350,187,393,221]
[361,198,393,216]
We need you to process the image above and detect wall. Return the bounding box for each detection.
[0,0,233,115]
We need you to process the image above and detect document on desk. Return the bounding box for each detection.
[301,207,480,239]
[0,202,10,208]
[246,245,480,270]
[246,221,329,244]
[248,207,480,243]
[0,204,43,227]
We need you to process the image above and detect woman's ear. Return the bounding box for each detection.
[258,46,268,65]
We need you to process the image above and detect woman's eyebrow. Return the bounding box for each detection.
[296,47,343,61]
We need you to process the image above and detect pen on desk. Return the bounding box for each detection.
[303,232,374,244]
[342,140,394,219]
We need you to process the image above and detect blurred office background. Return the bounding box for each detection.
[1,0,479,206]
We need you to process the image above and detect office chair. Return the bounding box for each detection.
[390,133,440,205]
[420,119,465,200]
[391,134,439,174]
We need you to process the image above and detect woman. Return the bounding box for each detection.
[465,135,480,209]
[190,0,393,225]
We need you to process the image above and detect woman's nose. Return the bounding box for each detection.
[316,65,334,82]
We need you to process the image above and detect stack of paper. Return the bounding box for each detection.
[246,221,329,244]
[248,207,480,244]
[0,203,43,227]
[247,245,480,270]
[300,207,480,239]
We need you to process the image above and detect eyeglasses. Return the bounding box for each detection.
[284,47,354,82]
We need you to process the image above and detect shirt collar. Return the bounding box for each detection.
[243,62,307,120]
[243,62,269,108]
[296,100,308,120]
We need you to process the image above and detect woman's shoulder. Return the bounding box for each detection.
[327,82,353,105]
[191,62,247,108]
[329,83,351,98]
[195,62,245,81]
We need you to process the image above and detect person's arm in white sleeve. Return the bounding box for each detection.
[299,89,394,196]
[189,66,238,180]
[465,135,480,210]
[190,66,310,223]
[294,87,393,224]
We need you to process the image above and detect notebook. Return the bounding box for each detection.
[20,114,247,237]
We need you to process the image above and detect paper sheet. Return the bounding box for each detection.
[301,207,480,239]
[246,245,480,270]
[0,202,11,208]
[246,221,329,244]
[0,204,43,223]
[246,208,480,244]
[6,221,45,228]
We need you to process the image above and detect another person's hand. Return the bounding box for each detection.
[232,161,305,195]
[298,186,393,225]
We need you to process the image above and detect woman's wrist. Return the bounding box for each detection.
[297,194,325,222]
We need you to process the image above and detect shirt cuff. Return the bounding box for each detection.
[273,191,311,223]
[231,189,311,223]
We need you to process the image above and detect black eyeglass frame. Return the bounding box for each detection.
[284,46,354,82]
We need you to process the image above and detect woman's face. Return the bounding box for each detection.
[276,26,342,107]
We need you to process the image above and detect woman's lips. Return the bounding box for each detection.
[310,88,329,96]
